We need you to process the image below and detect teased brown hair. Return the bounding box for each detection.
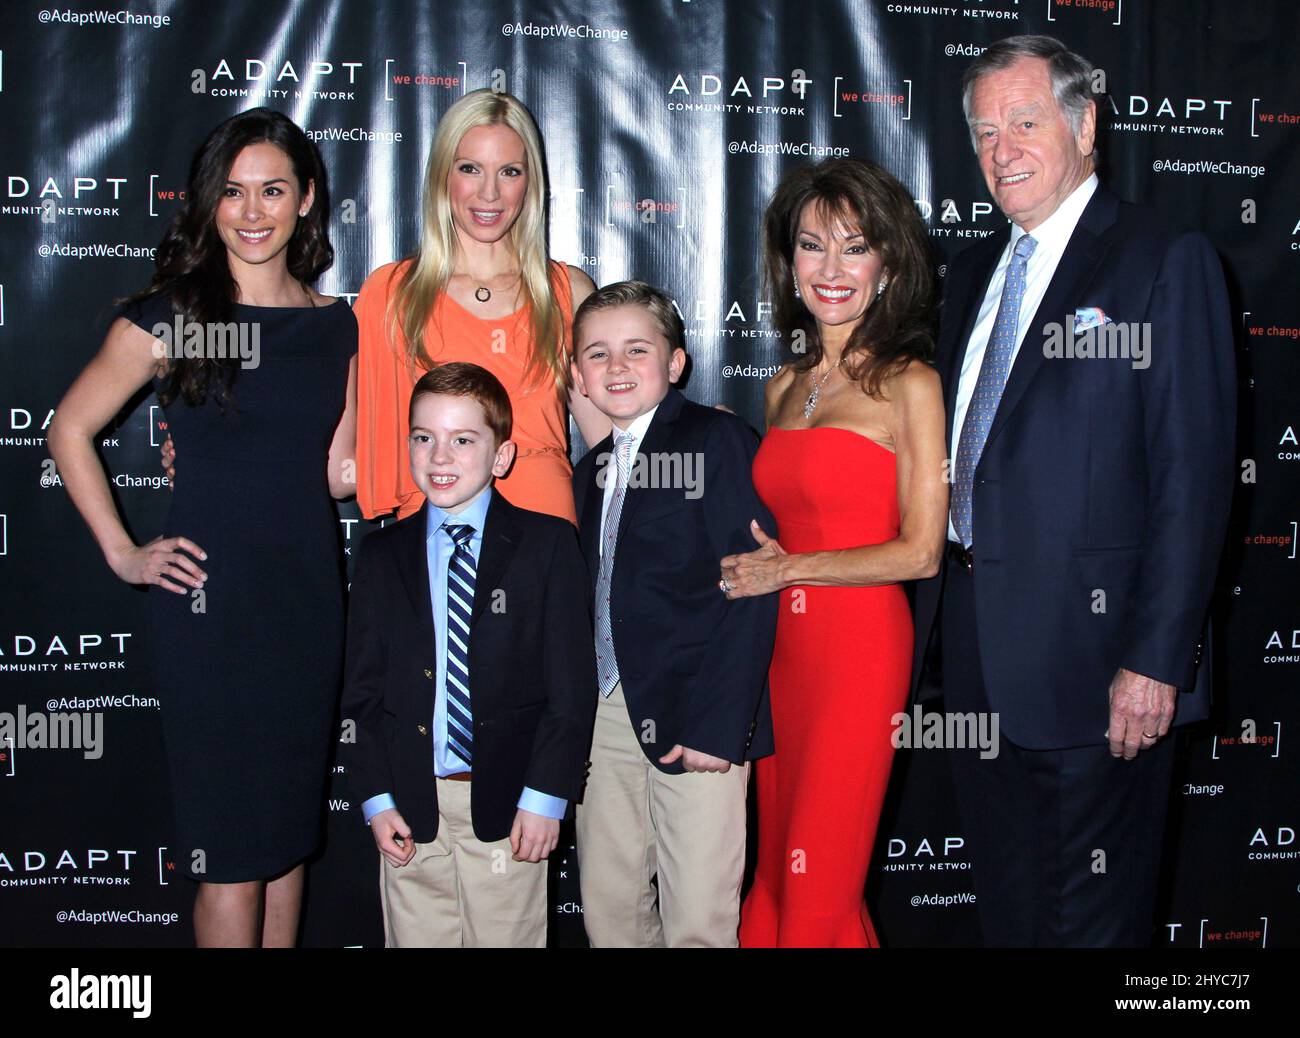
[763,157,936,398]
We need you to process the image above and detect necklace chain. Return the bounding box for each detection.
[803,358,843,419]
[466,269,521,305]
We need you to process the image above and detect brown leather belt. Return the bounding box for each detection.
[439,772,472,782]
[946,541,975,572]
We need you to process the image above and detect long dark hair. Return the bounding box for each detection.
[763,158,935,398]
[127,107,333,407]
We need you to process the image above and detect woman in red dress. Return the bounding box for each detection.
[722,159,948,947]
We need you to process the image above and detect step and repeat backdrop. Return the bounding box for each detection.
[1,0,1295,948]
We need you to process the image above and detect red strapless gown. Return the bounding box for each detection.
[739,427,913,947]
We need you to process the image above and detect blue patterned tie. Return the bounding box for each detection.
[443,522,476,766]
[594,433,635,698]
[951,234,1038,548]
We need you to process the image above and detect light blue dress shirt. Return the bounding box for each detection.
[361,486,567,825]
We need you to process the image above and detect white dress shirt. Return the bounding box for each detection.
[598,403,659,554]
[947,173,1099,542]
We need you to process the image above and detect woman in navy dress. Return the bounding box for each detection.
[48,109,357,947]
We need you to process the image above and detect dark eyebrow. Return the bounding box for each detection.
[226,177,291,187]
[798,228,865,241]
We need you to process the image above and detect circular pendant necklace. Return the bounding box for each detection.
[474,286,491,303]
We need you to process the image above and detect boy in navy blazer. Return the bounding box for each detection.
[570,281,778,947]
[341,363,596,947]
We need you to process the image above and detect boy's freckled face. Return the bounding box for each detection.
[408,393,515,515]
[571,305,686,430]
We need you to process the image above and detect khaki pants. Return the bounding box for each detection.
[576,682,749,947]
[379,776,547,947]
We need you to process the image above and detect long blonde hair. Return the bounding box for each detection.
[390,89,565,388]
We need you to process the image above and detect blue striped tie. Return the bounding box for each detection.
[443,522,476,767]
[594,432,635,698]
[951,233,1037,549]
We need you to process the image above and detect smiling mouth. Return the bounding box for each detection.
[428,474,458,487]
[812,285,855,304]
[997,171,1034,186]
[469,208,504,224]
[236,228,273,243]
[605,381,637,394]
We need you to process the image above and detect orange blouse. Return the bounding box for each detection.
[355,259,577,523]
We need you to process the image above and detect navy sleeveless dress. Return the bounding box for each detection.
[122,293,356,883]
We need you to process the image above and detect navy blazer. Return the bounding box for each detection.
[339,490,597,844]
[572,387,778,771]
[911,185,1236,750]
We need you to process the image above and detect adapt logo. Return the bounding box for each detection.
[2,174,129,219]
[7,175,128,201]
[666,70,812,115]
[208,57,364,85]
[194,57,366,100]
[1106,92,1239,136]
[0,847,139,886]
[879,834,970,872]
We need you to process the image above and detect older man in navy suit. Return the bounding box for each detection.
[910,35,1236,947]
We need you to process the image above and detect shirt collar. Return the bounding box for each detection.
[613,402,660,451]
[425,484,493,543]
[1009,172,1098,255]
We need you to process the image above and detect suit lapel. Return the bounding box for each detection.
[983,187,1118,453]
[471,489,520,626]
[394,503,437,642]
[615,387,685,542]
[578,438,609,592]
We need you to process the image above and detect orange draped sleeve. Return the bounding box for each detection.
[355,259,577,524]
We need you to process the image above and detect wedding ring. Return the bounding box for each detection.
[719,577,733,594]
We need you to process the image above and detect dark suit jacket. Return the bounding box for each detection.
[911,185,1236,750]
[340,489,597,843]
[572,387,778,771]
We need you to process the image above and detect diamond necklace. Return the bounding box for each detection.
[803,358,843,419]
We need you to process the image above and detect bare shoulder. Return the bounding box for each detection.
[94,314,170,383]
[565,264,597,306]
[764,363,797,402]
[761,364,798,428]
[886,358,942,409]
[309,288,337,306]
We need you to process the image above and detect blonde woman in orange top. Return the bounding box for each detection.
[355,89,609,524]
